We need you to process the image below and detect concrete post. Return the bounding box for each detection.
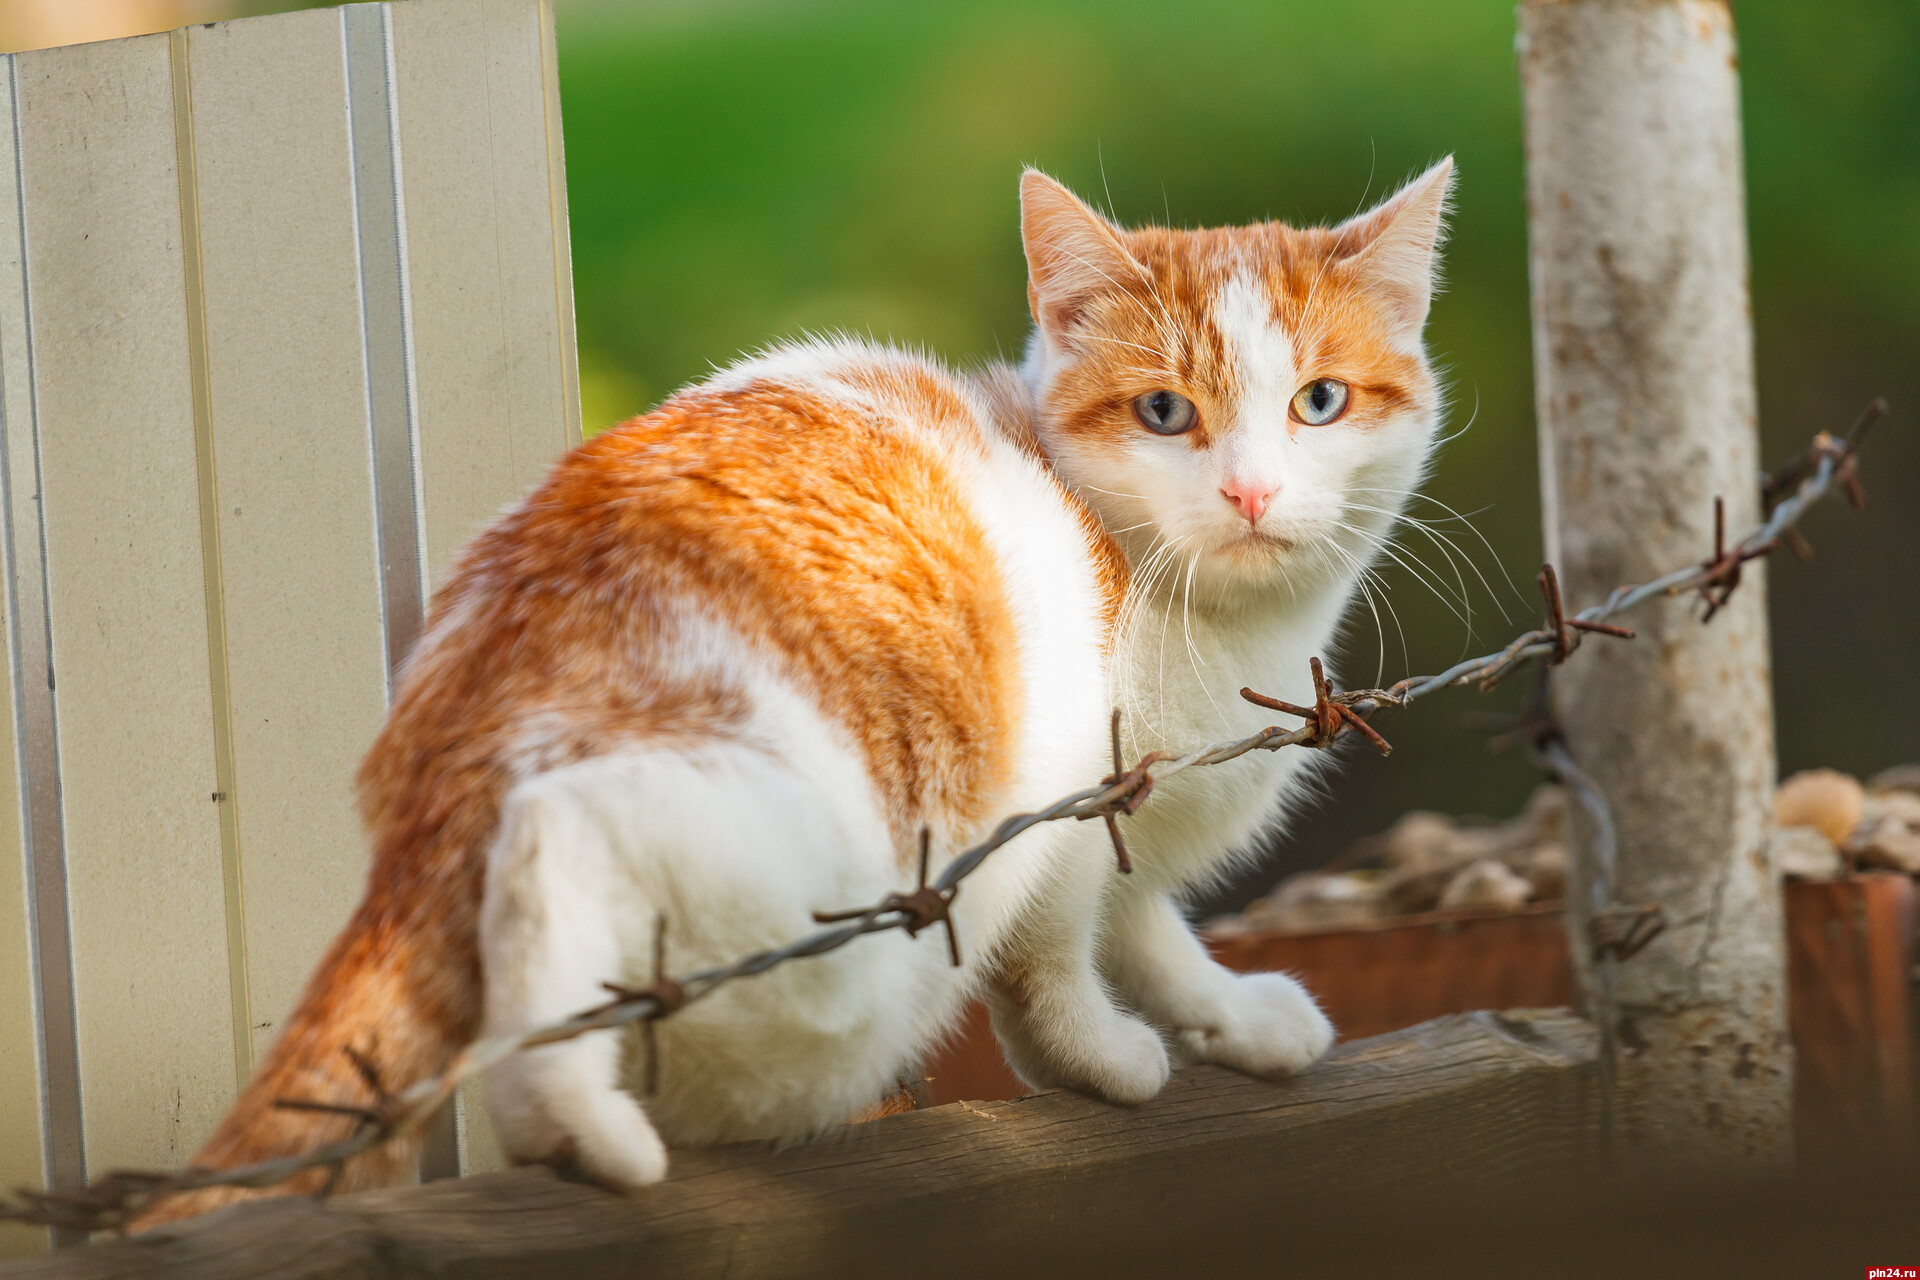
[1518,0,1790,1166]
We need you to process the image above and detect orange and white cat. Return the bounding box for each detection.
[152,159,1453,1219]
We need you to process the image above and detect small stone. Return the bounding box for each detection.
[1518,784,1569,845]
[1769,826,1842,880]
[1253,871,1386,933]
[1378,810,1464,871]
[1775,769,1865,846]
[1867,763,1920,796]
[1846,819,1920,874]
[1379,862,1454,915]
[1863,789,1920,830]
[1437,859,1533,913]
[1510,842,1568,901]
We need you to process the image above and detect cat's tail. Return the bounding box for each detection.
[129,883,481,1230]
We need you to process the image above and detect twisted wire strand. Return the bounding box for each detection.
[0,409,1877,1234]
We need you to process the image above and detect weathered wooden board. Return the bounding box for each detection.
[1,1011,1599,1280]
[935,878,1920,1164]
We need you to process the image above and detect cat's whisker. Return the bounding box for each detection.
[1179,547,1223,720]
[1374,536,1476,631]
[1348,486,1525,606]
[1082,483,1153,502]
[1124,538,1190,736]
[1341,503,1480,628]
[1336,514,1482,629]
[1143,535,1197,717]
[1334,518,1476,634]
[1079,333,1170,364]
[1347,562,1391,691]
[1113,532,1191,733]
[1339,500,1512,634]
[1430,385,1480,449]
[1317,534,1408,686]
[1050,246,1182,354]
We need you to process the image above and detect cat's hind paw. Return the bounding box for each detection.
[488,1048,670,1193]
[1174,971,1334,1079]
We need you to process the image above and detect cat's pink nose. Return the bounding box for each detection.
[1220,479,1276,524]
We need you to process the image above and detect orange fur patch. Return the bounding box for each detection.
[142,373,1033,1225]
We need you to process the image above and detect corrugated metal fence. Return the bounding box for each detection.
[0,0,581,1253]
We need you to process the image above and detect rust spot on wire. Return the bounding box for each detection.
[1696,496,1777,622]
[814,828,961,966]
[1242,656,1392,756]
[1075,708,1169,873]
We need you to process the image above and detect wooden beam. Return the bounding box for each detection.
[2,1011,1596,1280]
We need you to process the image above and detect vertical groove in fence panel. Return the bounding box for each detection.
[387,0,581,1177]
[169,25,254,1095]
[12,33,236,1172]
[183,11,392,1070]
[537,0,583,453]
[344,3,428,683]
[342,0,462,1184]
[0,56,55,1257]
[390,0,583,587]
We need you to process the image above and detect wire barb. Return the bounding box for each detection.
[1079,709,1173,874]
[621,913,676,1096]
[1696,496,1777,622]
[814,828,961,967]
[1589,904,1668,963]
[1761,397,1879,515]
[1242,656,1392,756]
[273,1040,402,1137]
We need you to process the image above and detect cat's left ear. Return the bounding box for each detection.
[1333,157,1455,338]
[1020,170,1148,350]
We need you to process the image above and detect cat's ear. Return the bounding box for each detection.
[1333,157,1455,338]
[1020,170,1147,346]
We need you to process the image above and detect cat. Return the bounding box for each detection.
[142,158,1453,1222]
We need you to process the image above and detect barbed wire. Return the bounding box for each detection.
[0,403,1881,1235]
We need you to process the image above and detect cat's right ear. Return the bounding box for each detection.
[1020,170,1145,348]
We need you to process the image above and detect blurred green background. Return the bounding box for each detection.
[263,0,1920,905]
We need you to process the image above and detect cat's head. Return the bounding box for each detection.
[1020,162,1453,602]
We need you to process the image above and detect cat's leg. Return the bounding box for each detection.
[479,776,669,1191]
[983,840,1171,1104]
[1103,885,1333,1078]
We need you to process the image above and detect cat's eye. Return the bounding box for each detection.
[1290,378,1350,426]
[1133,390,1197,436]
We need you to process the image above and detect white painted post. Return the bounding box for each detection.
[1519,0,1790,1166]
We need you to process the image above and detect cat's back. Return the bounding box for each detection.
[391,339,1120,852]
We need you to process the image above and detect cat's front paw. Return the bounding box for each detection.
[993,997,1171,1105]
[1074,1008,1174,1104]
[1175,971,1334,1079]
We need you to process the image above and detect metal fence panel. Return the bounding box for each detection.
[15,28,239,1185]
[0,0,579,1253]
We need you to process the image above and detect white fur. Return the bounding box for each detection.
[477,170,1449,1189]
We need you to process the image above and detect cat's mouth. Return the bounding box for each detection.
[1220,528,1295,555]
